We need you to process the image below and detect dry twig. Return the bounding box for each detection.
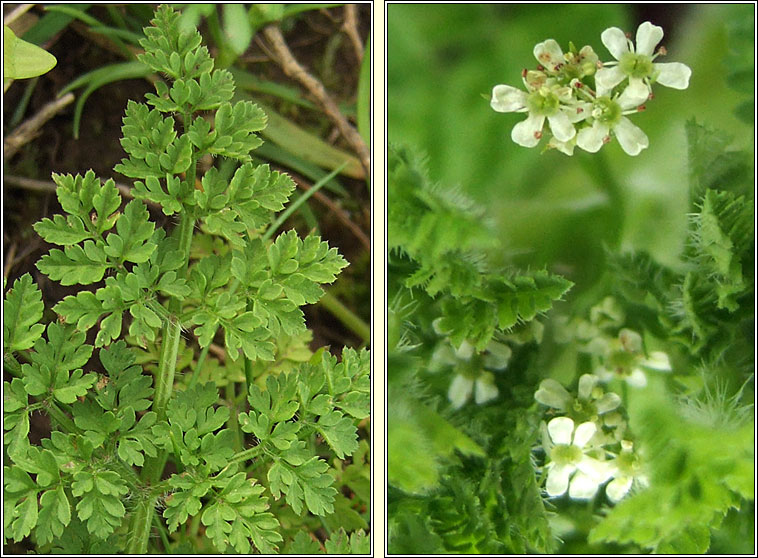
[342,4,364,62]
[262,25,370,176]
[4,93,75,159]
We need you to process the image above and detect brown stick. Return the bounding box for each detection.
[342,4,364,63]
[4,93,75,159]
[262,25,370,177]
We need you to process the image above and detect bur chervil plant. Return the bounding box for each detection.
[388,16,753,556]
[4,6,369,554]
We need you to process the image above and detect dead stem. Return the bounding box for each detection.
[4,93,75,159]
[262,25,370,176]
[342,4,365,63]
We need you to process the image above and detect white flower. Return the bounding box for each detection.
[594,328,672,388]
[535,374,621,420]
[448,371,499,409]
[575,85,649,156]
[597,21,692,104]
[606,440,648,502]
[544,417,615,498]
[534,39,599,79]
[491,81,579,147]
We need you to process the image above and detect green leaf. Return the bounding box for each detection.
[36,241,109,286]
[54,291,105,331]
[4,379,31,459]
[71,469,127,538]
[104,200,156,263]
[33,214,91,245]
[283,530,323,554]
[4,25,57,79]
[4,466,39,541]
[324,528,370,554]
[209,100,266,161]
[268,449,337,516]
[3,273,45,352]
[53,368,97,404]
[36,486,72,545]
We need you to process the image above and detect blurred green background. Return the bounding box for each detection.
[388,3,754,292]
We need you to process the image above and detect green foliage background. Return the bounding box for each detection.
[388,4,752,275]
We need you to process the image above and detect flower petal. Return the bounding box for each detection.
[428,343,457,371]
[606,476,633,502]
[619,328,643,352]
[572,421,597,448]
[577,121,609,153]
[577,456,616,483]
[618,79,650,109]
[601,27,630,60]
[595,66,626,93]
[455,340,475,360]
[596,392,622,414]
[568,470,600,499]
[546,463,573,497]
[547,112,576,142]
[448,374,473,409]
[635,21,663,56]
[548,416,575,445]
[614,117,648,156]
[578,374,598,401]
[535,379,571,410]
[627,368,648,388]
[483,341,512,370]
[534,39,564,72]
[644,351,672,371]
[511,113,545,147]
[474,374,499,405]
[491,84,528,113]
[548,137,576,156]
[653,62,692,89]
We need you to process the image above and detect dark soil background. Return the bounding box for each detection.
[3,3,371,351]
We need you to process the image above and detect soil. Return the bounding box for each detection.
[3,4,371,351]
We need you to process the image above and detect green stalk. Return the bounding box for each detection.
[125,495,158,554]
[319,290,370,344]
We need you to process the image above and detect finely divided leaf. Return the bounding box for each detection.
[4,273,45,352]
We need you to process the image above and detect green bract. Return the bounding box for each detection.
[4,5,368,554]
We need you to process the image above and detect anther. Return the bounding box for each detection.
[648,93,655,101]
[537,64,545,71]
[534,131,543,140]
[625,31,632,39]
[576,107,584,114]
[658,45,667,56]
[521,68,528,78]
[636,105,646,112]
[602,135,612,144]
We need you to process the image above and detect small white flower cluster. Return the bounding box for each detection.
[556,296,672,388]
[431,319,544,409]
[491,22,691,156]
[535,374,648,502]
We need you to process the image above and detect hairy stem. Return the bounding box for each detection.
[126,494,159,554]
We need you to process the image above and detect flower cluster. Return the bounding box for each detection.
[535,376,648,502]
[491,22,691,156]
[431,319,544,409]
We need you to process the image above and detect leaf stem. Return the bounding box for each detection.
[319,289,370,344]
[125,493,158,554]
[229,443,264,465]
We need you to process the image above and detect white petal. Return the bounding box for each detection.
[576,121,609,153]
[654,62,692,89]
[432,317,448,335]
[547,112,576,142]
[455,340,474,360]
[511,113,545,147]
[613,117,648,156]
[593,365,614,383]
[572,421,597,448]
[448,375,473,409]
[619,328,642,352]
[546,464,573,496]
[568,471,600,499]
[635,22,663,56]
[548,137,576,156]
[577,456,616,483]
[626,368,648,388]
[484,340,512,370]
[644,351,672,371]
[534,39,564,72]
[618,79,650,109]
[595,392,622,414]
[428,343,457,371]
[601,27,630,60]
[606,476,633,502]
[474,376,499,404]
[578,374,598,401]
[491,84,528,113]
[548,416,575,445]
[595,66,626,93]
[535,379,571,410]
